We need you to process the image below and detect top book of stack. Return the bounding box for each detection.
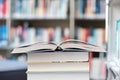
[11,39,105,54]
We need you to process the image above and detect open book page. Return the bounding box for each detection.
[11,39,106,54]
[11,42,57,54]
[59,40,105,52]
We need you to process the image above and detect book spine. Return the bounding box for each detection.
[79,0,84,15]
[28,0,34,17]
[0,0,3,18]
[34,0,38,15]
[3,0,6,18]
[6,0,9,18]
[0,25,8,47]
[95,0,100,14]
[54,27,62,43]
[100,0,105,14]
[22,0,28,17]
[47,27,54,41]
[64,27,69,40]
[85,0,91,15]
[15,0,22,17]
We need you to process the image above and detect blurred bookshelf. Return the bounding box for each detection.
[0,0,106,79]
[107,0,120,80]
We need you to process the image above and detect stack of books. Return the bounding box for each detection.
[27,52,89,80]
[12,40,105,80]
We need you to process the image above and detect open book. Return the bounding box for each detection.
[11,40,105,53]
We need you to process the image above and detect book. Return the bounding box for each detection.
[11,39,105,54]
[0,0,3,18]
[77,27,89,42]
[27,72,89,80]
[28,62,89,72]
[95,28,104,46]
[27,52,89,62]
[0,0,8,18]
[0,25,8,47]
[63,27,70,40]
[90,58,106,80]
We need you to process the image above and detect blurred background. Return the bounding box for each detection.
[0,0,106,80]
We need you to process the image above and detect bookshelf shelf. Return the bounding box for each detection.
[109,0,120,6]
[0,18,7,20]
[11,16,69,20]
[0,47,9,50]
[75,14,105,20]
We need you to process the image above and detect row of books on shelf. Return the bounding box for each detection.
[0,25,105,48]
[75,0,105,19]
[10,23,70,47]
[0,0,106,19]
[12,0,68,19]
[0,0,9,18]
[11,26,105,47]
[75,27,105,47]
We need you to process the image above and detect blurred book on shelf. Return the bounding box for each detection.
[0,0,9,18]
[0,25,8,47]
[12,0,68,19]
[10,22,70,48]
[75,0,105,19]
[0,53,6,60]
[76,27,105,47]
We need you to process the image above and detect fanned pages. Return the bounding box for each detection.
[11,39,105,54]
[12,42,57,53]
[59,40,105,52]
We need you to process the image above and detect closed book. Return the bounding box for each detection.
[28,62,89,72]
[27,72,89,80]
[28,52,89,63]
